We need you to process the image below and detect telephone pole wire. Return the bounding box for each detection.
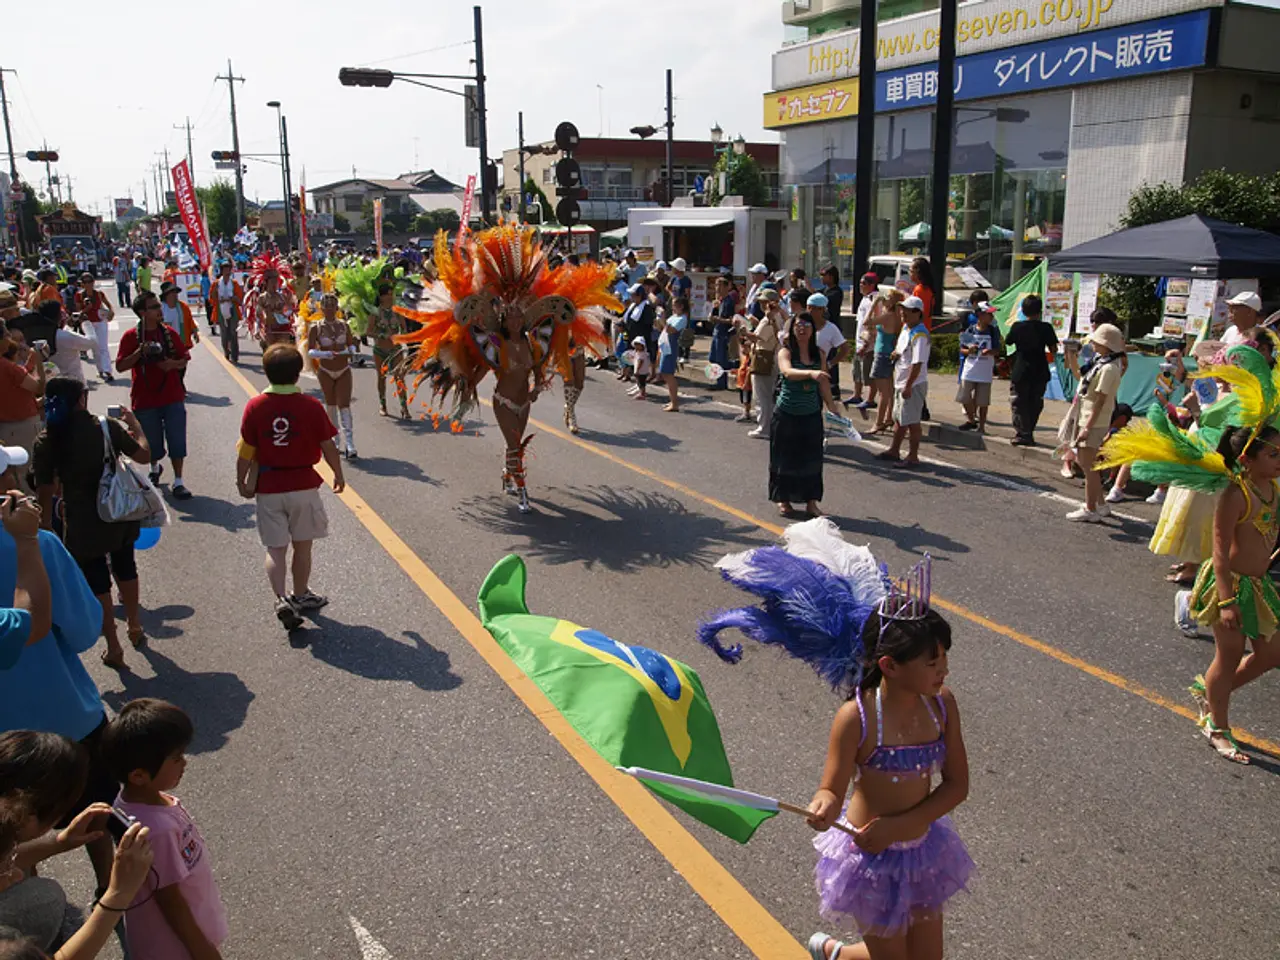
[174,117,194,179]
[216,60,246,226]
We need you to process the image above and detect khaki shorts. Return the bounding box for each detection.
[1075,425,1109,451]
[955,380,992,407]
[256,487,329,549]
[893,382,928,427]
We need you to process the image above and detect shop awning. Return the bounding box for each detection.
[1049,215,1280,278]
[639,217,734,229]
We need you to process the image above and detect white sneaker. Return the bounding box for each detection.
[747,427,767,439]
[1066,506,1101,523]
[1105,486,1127,503]
[1146,488,1166,505]
[1096,501,1111,517]
[1174,590,1201,638]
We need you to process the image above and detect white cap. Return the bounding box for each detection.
[1227,290,1262,312]
[627,283,645,296]
[749,262,768,275]
[671,257,687,271]
[624,249,636,258]
[631,336,647,347]
[901,295,926,312]
[655,260,669,271]
[0,445,29,472]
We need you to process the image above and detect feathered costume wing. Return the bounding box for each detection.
[333,258,388,337]
[1096,343,1276,493]
[242,252,296,338]
[392,227,620,421]
[698,518,887,693]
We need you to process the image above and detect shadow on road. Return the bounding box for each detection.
[826,512,971,558]
[166,494,257,532]
[349,456,440,485]
[457,484,758,572]
[100,646,254,755]
[298,617,463,693]
[184,391,233,408]
[586,429,682,453]
[122,602,195,640]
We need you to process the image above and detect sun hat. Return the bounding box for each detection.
[901,295,925,313]
[631,336,647,347]
[0,445,29,472]
[671,257,687,271]
[806,292,829,308]
[655,260,669,271]
[758,288,781,302]
[1227,291,1262,312]
[1088,323,1126,353]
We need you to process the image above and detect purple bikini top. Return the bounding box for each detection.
[855,687,947,782]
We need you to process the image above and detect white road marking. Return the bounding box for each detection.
[1038,490,1152,525]
[349,916,393,960]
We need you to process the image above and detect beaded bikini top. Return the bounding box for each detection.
[855,687,946,782]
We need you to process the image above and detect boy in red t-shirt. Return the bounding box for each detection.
[236,344,345,630]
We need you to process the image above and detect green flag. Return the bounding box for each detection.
[477,555,775,843]
[994,259,1047,338]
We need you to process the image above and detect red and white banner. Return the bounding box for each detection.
[114,198,133,219]
[298,186,311,261]
[170,160,211,271]
[372,197,383,256]
[460,174,476,238]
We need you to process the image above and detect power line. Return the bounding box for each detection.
[359,39,472,67]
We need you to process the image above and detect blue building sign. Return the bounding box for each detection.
[873,9,1213,112]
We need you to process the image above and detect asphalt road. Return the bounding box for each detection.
[41,287,1280,959]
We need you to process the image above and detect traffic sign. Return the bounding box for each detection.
[556,198,582,226]
[554,122,580,153]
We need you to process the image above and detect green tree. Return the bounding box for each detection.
[333,213,351,233]
[195,179,238,239]
[1109,170,1280,336]
[413,209,461,234]
[707,151,772,207]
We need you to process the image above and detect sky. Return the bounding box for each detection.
[5,0,783,218]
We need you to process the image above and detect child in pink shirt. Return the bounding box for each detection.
[100,698,227,960]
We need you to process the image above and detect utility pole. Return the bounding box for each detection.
[280,114,294,250]
[473,5,492,224]
[851,0,878,286]
[163,147,173,198]
[927,0,958,319]
[43,142,56,204]
[63,174,74,204]
[174,117,194,179]
[216,60,246,226]
[0,67,25,254]
[517,111,526,223]
[665,69,674,207]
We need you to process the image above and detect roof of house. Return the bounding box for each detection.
[309,177,420,195]
[261,200,286,211]
[397,170,464,192]
[410,193,466,216]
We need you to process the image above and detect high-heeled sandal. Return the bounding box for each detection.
[127,626,146,649]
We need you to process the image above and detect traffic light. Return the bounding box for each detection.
[210,151,239,161]
[25,150,58,162]
[338,68,394,88]
[553,122,583,227]
[482,160,498,200]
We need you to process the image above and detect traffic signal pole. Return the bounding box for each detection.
[473,6,492,225]
[281,114,294,251]
[0,67,25,255]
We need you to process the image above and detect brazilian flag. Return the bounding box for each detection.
[478,555,774,843]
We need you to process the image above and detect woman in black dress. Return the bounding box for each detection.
[770,312,828,518]
[32,377,152,670]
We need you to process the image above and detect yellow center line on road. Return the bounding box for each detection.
[514,405,1280,759]
[200,341,807,960]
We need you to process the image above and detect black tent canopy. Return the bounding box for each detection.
[1048,215,1280,279]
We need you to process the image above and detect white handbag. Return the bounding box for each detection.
[96,417,165,525]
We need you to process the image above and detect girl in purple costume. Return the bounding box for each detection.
[806,608,973,960]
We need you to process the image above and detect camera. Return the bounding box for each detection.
[106,404,123,418]
[31,340,49,358]
[142,341,164,358]
[1159,362,1176,376]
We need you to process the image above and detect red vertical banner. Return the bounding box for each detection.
[459,174,476,239]
[170,160,211,271]
[298,186,311,261]
[372,198,384,256]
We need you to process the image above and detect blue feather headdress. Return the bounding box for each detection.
[698,518,925,692]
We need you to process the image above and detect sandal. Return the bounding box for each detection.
[874,451,901,462]
[1187,675,1208,722]
[893,458,923,469]
[100,650,127,671]
[777,503,795,518]
[807,933,847,960]
[805,503,824,519]
[127,626,146,649]
[1200,719,1250,764]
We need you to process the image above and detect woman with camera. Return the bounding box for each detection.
[32,377,152,670]
[0,323,47,489]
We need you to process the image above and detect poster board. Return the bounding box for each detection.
[1044,270,1074,336]
[1161,277,1190,336]
[689,271,716,322]
[175,272,204,310]
[1074,275,1100,334]
[1184,278,1217,338]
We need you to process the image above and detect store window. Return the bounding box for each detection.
[781,89,1070,291]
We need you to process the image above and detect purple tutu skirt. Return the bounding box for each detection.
[813,815,974,939]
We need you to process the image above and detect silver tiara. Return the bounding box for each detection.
[879,554,932,623]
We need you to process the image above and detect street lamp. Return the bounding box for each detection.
[710,123,723,147]
[625,69,675,206]
[732,134,746,157]
[266,100,294,251]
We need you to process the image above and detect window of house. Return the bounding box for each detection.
[343,195,363,212]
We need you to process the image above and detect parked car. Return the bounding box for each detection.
[867,255,997,327]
